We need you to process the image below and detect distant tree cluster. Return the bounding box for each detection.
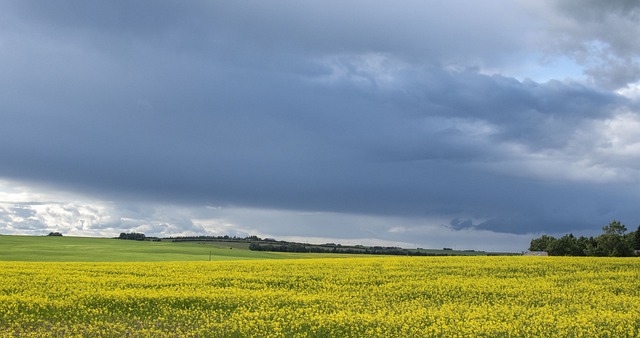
[118,232,147,241]
[529,220,640,257]
[47,232,63,236]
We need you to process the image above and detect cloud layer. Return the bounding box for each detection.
[1,1,640,251]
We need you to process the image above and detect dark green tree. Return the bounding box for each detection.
[529,235,556,252]
[546,234,571,256]
[575,236,591,256]
[584,239,605,257]
[634,225,640,251]
[546,234,586,256]
[602,220,627,236]
[595,220,634,257]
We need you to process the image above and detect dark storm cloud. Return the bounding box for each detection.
[3,1,532,64]
[1,1,639,240]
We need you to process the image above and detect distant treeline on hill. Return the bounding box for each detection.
[167,235,263,242]
[529,220,640,257]
[165,235,478,255]
[248,242,441,256]
[116,233,511,256]
[116,234,268,243]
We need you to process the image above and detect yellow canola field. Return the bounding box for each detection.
[0,256,639,337]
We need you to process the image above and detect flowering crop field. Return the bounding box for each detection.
[1,257,639,337]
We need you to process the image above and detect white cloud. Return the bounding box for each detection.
[617,82,640,101]
[191,218,250,238]
[0,180,116,236]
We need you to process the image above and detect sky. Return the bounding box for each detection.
[1,0,640,252]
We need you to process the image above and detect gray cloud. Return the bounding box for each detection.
[534,0,640,88]
[1,1,639,250]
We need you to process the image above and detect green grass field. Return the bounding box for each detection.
[0,235,515,262]
[0,235,331,262]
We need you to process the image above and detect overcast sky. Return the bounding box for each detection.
[1,1,640,251]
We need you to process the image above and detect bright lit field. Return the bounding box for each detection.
[0,235,327,261]
[1,256,639,337]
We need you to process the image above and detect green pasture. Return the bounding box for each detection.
[0,235,326,262]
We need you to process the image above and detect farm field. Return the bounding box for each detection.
[1,256,639,337]
[0,235,334,261]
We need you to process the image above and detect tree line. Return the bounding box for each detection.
[168,235,265,242]
[529,220,640,256]
[249,242,460,256]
